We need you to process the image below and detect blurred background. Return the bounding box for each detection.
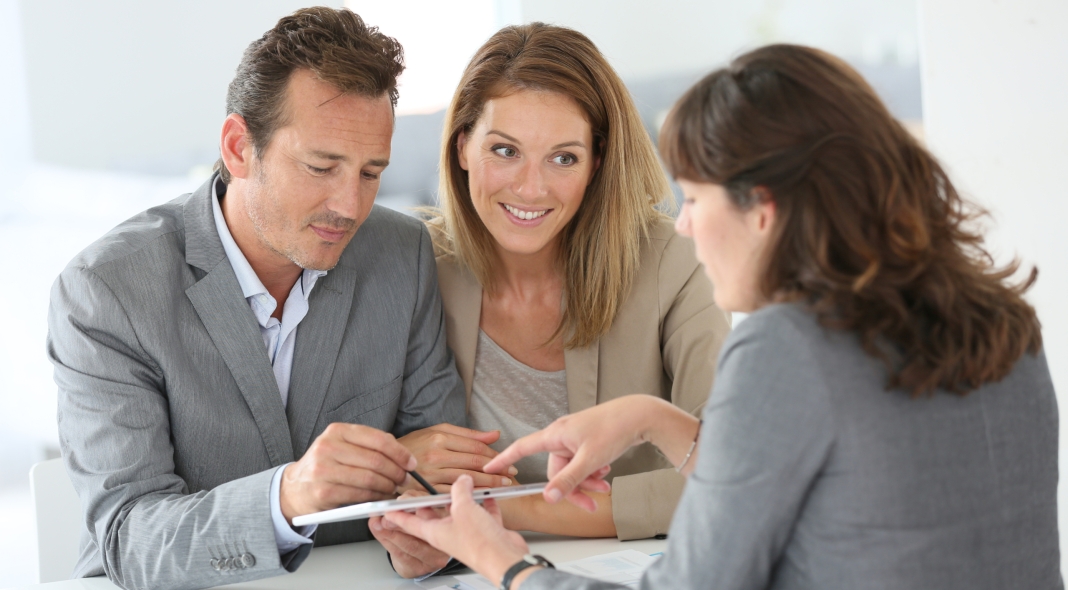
[0,0,1063,587]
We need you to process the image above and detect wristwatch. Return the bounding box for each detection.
[500,554,555,590]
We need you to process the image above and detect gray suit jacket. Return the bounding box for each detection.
[525,303,1061,590]
[47,175,466,590]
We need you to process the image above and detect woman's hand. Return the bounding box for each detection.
[396,424,518,490]
[484,395,700,511]
[382,475,530,585]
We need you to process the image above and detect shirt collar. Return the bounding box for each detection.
[210,178,327,302]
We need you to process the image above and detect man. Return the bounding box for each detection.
[47,7,508,589]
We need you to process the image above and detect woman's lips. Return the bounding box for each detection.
[310,225,347,242]
[500,203,552,227]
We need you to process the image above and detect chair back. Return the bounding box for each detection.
[30,458,82,583]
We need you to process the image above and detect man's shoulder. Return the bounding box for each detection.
[63,194,191,276]
[360,204,425,239]
[340,205,428,264]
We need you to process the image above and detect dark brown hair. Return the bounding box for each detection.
[434,23,672,348]
[214,6,403,183]
[660,44,1041,395]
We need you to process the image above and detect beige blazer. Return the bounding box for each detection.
[433,218,732,540]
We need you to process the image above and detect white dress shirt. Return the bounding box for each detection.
[211,180,320,555]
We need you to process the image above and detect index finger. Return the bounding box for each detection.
[483,430,561,474]
[333,423,417,471]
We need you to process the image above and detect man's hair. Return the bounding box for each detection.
[432,23,673,349]
[214,6,404,183]
[660,44,1042,396]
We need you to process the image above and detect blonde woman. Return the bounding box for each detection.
[368,23,731,577]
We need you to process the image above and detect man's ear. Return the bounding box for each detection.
[456,130,470,171]
[220,113,254,180]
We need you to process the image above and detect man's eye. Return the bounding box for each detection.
[307,165,330,175]
[362,171,380,180]
[492,146,518,158]
[553,154,577,166]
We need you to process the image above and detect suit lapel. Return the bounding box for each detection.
[565,340,599,413]
[183,175,295,466]
[287,265,357,457]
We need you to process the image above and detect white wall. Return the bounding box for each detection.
[919,0,1068,572]
[519,0,918,80]
[0,0,31,197]
[18,0,321,174]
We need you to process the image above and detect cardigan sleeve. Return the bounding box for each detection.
[609,229,732,540]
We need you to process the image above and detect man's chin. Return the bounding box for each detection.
[298,257,342,272]
[288,249,344,272]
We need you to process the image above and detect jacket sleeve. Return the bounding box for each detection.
[391,224,467,436]
[48,266,305,590]
[609,232,732,540]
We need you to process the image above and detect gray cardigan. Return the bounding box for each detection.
[525,303,1061,590]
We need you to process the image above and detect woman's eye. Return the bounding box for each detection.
[492,146,518,158]
[553,154,577,166]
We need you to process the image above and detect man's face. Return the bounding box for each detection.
[243,69,393,271]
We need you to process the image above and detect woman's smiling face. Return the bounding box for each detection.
[458,89,598,259]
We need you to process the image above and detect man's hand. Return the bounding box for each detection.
[370,513,452,578]
[280,423,416,523]
[397,423,517,489]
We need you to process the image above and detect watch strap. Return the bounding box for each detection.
[500,554,554,590]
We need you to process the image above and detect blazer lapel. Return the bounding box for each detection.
[437,258,482,406]
[565,340,599,413]
[286,264,357,457]
[183,176,295,466]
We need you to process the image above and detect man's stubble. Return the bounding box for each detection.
[244,159,357,272]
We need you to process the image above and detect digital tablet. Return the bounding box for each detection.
[292,482,548,526]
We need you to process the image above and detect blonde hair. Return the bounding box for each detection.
[432,22,673,349]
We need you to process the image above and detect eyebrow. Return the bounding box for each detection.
[486,130,588,151]
[309,150,389,167]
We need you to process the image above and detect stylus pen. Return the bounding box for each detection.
[409,470,440,495]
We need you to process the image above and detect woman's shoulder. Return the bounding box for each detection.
[423,216,452,258]
[419,216,476,290]
[728,303,824,349]
[713,304,838,406]
[638,216,701,281]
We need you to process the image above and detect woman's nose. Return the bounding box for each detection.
[675,204,692,236]
[511,160,546,201]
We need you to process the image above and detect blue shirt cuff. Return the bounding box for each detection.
[270,463,316,555]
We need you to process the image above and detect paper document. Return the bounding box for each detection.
[451,549,658,589]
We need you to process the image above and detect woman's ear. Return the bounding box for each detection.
[457,130,470,171]
[588,154,603,186]
[749,186,777,234]
[220,113,253,180]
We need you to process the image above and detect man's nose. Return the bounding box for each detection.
[328,174,369,220]
[511,160,547,202]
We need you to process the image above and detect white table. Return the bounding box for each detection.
[8,534,667,590]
